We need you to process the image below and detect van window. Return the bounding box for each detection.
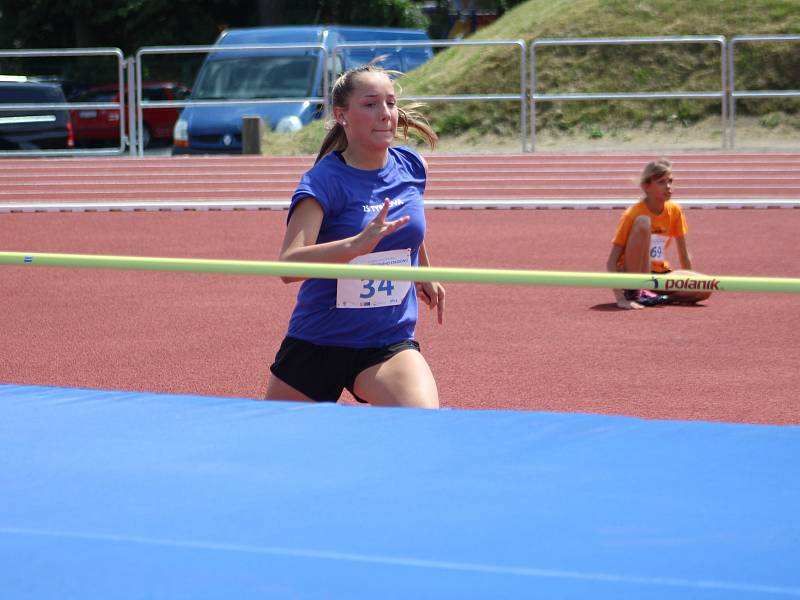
[193,55,317,100]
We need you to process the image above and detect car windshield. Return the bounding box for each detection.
[193,55,317,100]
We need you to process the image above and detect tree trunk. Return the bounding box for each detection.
[73,16,94,47]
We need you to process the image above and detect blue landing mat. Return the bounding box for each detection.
[1,384,799,599]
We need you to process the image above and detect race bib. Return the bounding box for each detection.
[336,249,412,309]
[650,234,668,261]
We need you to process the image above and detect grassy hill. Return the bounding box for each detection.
[264,0,800,153]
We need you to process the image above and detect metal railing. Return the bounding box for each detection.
[4,35,800,157]
[134,43,328,156]
[332,39,528,152]
[126,58,137,155]
[529,36,728,151]
[0,47,125,156]
[728,34,800,148]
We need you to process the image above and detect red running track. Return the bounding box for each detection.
[2,152,800,203]
[2,204,798,424]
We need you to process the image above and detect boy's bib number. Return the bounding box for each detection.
[650,234,668,260]
[336,249,411,308]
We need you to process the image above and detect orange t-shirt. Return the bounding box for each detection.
[612,199,688,273]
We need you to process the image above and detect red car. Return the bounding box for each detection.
[70,82,190,148]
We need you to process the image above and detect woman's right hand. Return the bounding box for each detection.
[353,198,409,256]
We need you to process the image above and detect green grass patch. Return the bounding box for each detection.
[402,0,800,139]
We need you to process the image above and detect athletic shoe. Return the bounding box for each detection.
[624,289,670,307]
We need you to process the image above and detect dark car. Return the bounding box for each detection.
[0,80,73,151]
[71,81,190,148]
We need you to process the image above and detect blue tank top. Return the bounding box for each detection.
[285,145,427,348]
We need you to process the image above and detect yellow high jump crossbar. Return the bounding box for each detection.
[1,251,799,294]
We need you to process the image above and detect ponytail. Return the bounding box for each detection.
[397,103,437,150]
[315,122,348,164]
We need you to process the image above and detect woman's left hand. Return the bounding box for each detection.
[416,281,445,324]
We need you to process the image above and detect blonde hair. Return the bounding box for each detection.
[640,158,672,184]
[314,65,438,164]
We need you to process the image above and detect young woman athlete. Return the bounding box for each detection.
[606,158,712,310]
[265,65,444,408]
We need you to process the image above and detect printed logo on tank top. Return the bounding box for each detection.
[363,197,406,212]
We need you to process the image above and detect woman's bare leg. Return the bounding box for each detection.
[352,349,439,409]
[265,373,315,402]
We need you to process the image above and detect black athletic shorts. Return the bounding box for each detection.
[269,336,421,403]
